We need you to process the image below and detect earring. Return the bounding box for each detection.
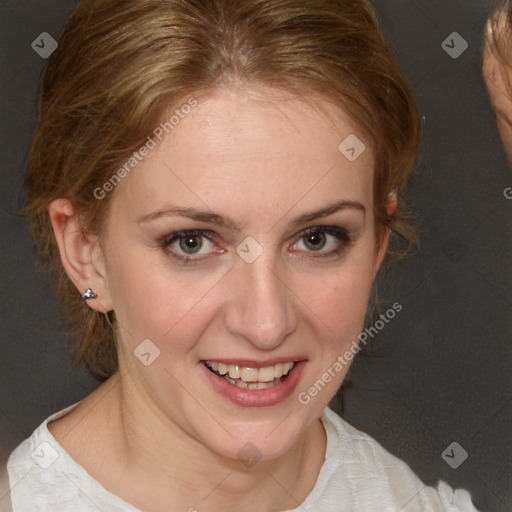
[82,288,97,304]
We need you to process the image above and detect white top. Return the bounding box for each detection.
[7,404,479,512]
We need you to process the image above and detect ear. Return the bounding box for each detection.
[373,191,398,279]
[49,198,113,313]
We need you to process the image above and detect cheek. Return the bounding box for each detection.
[293,254,375,410]
[305,264,373,344]
[312,239,376,314]
[105,239,222,350]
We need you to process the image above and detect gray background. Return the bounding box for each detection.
[1,1,511,511]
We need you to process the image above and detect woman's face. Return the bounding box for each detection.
[99,86,388,461]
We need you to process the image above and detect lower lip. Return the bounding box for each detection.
[200,361,306,408]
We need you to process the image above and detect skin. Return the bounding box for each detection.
[483,16,512,165]
[48,86,395,512]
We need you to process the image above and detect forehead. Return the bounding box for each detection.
[114,86,375,222]
[171,86,372,166]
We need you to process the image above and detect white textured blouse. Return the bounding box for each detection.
[7,404,479,511]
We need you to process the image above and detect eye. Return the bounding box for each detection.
[160,230,220,263]
[292,226,352,258]
[160,226,353,264]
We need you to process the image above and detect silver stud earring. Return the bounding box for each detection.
[82,288,97,304]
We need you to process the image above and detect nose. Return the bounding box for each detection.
[223,255,298,351]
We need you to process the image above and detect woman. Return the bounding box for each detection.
[7,0,479,510]
[483,0,512,164]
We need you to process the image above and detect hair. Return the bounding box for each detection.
[24,0,421,378]
[486,0,512,70]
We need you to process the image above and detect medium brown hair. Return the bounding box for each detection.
[25,0,421,378]
[486,0,512,68]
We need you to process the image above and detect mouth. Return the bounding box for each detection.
[204,361,295,390]
[200,359,306,407]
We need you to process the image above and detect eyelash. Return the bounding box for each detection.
[159,226,353,265]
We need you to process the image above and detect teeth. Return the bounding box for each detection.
[228,365,241,379]
[258,366,275,382]
[223,374,282,390]
[240,367,258,382]
[205,361,296,384]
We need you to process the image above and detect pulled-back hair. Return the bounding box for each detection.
[25,0,421,378]
[486,0,512,68]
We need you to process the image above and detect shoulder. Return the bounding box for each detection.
[7,403,76,479]
[316,408,480,512]
[7,404,82,511]
[6,404,139,512]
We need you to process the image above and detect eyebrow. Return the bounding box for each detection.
[136,199,366,231]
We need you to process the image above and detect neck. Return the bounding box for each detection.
[106,372,327,512]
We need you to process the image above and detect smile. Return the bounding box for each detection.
[205,361,295,390]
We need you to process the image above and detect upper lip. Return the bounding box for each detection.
[201,357,306,368]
